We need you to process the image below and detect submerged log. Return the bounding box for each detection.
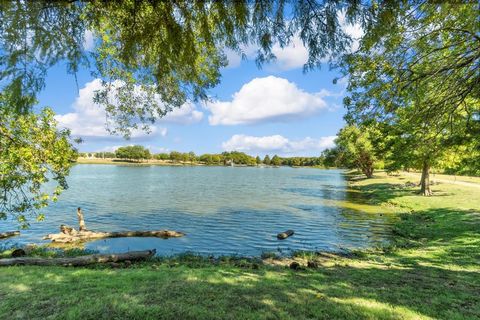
[0,231,20,239]
[277,230,294,240]
[44,225,185,243]
[0,249,156,267]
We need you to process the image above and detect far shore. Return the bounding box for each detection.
[74,157,326,169]
[75,157,203,166]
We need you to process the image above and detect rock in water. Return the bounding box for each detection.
[277,230,294,240]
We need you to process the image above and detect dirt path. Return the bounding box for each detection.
[402,172,480,189]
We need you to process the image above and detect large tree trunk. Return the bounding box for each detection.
[0,249,156,267]
[420,160,432,196]
[0,231,20,239]
[44,225,185,243]
[362,166,374,178]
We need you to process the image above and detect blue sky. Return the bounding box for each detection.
[36,39,350,157]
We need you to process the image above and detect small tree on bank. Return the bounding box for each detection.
[271,155,282,166]
[263,155,271,165]
[335,125,378,178]
[115,145,151,162]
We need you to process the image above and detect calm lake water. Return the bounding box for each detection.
[0,165,396,256]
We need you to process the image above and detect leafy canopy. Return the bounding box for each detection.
[0,104,77,227]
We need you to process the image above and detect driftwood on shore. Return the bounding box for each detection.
[0,249,156,267]
[0,231,20,239]
[43,225,185,243]
[277,230,294,240]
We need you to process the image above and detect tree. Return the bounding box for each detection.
[169,151,182,163]
[335,125,379,178]
[340,1,479,194]
[155,153,170,160]
[340,2,479,131]
[0,106,77,228]
[321,148,345,168]
[188,152,197,163]
[373,98,474,196]
[263,155,271,165]
[115,145,151,162]
[255,156,262,165]
[271,155,282,166]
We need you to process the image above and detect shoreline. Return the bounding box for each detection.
[74,157,327,169]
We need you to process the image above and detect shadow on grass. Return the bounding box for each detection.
[389,207,480,268]
[0,255,479,319]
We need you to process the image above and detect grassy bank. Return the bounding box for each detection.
[1,173,479,319]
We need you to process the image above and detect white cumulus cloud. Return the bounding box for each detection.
[206,76,328,126]
[270,36,309,71]
[83,30,95,51]
[224,12,364,71]
[224,37,307,71]
[55,79,202,139]
[161,102,203,124]
[222,134,336,156]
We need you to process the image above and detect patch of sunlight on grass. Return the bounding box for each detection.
[9,284,30,292]
[44,273,65,282]
[192,270,261,286]
[340,259,410,271]
[261,298,275,306]
[330,297,434,320]
[322,198,398,214]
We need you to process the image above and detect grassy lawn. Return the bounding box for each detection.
[1,173,479,319]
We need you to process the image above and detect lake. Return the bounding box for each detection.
[0,165,396,256]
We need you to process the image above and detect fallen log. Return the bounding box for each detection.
[0,231,20,239]
[277,230,294,240]
[44,225,185,243]
[0,249,156,267]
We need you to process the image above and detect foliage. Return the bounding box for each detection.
[340,1,479,190]
[198,153,223,165]
[0,106,77,227]
[222,151,256,166]
[263,155,271,165]
[270,155,282,166]
[280,156,324,167]
[334,125,379,178]
[115,145,151,161]
[154,153,170,161]
[167,151,196,163]
[341,2,479,128]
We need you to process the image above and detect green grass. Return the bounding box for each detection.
[1,172,479,319]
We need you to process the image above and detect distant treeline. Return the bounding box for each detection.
[79,146,325,167]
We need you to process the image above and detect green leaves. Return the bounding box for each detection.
[0,104,77,228]
[335,125,379,178]
[115,145,151,161]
